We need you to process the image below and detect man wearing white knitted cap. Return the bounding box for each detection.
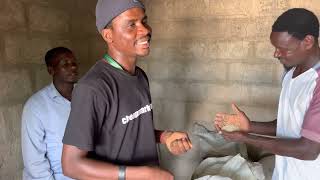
[61,0,192,179]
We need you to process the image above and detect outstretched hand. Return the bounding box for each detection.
[214,104,250,132]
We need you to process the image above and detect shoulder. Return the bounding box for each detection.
[23,85,51,110]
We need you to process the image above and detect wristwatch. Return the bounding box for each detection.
[119,165,126,180]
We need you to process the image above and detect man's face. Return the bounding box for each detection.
[108,7,152,57]
[49,52,78,84]
[270,32,308,68]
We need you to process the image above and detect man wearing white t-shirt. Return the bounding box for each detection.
[214,8,320,180]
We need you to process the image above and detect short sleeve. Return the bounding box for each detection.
[301,76,320,143]
[62,83,107,151]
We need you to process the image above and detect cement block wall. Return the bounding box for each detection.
[142,0,320,133]
[0,0,320,179]
[0,0,100,179]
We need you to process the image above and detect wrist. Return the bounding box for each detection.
[245,121,252,133]
[118,165,126,180]
[160,131,173,144]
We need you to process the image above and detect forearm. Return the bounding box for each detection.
[249,120,277,136]
[21,117,53,179]
[62,145,153,180]
[65,158,149,180]
[242,134,317,160]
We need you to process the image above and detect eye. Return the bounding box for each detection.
[142,19,148,25]
[129,22,136,28]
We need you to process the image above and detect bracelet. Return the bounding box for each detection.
[118,165,126,180]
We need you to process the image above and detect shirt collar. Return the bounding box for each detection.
[48,82,62,99]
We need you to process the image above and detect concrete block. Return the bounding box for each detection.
[150,19,248,40]
[245,17,276,39]
[50,39,72,50]
[158,82,200,101]
[207,41,250,60]
[204,0,286,18]
[0,0,25,31]
[150,20,190,40]
[274,63,286,84]
[4,34,51,64]
[0,69,32,103]
[206,0,256,18]
[71,13,97,36]
[0,104,23,144]
[229,63,274,83]
[255,41,275,59]
[149,61,169,80]
[88,37,106,64]
[20,0,75,10]
[71,39,90,65]
[144,39,207,63]
[207,83,250,105]
[29,5,70,33]
[0,104,23,179]
[150,81,207,102]
[185,61,228,81]
[185,83,208,102]
[136,60,149,74]
[72,0,96,14]
[205,19,249,40]
[151,99,163,128]
[249,85,281,106]
[158,100,188,130]
[186,103,228,127]
[142,39,178,62]
[150,81,165,100]
[289,0,320,14]
[144,0,170,20]
[166,0,207,19]
[236,105,278,122]
[34,65,51,91]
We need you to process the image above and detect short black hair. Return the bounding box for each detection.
[45,47,72,67]
[272,8,319,40]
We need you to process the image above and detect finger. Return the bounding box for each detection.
[231,103,242,114]
[215,123,222,132]
[215,113,226,118]
[171,140,181,151]
[170,140,182,154]
[183,135,193,148]
[177,139,187,153]
[182,138,191,150]
[214,116,224,122]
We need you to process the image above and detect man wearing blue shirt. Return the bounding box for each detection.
[21,47,78,180]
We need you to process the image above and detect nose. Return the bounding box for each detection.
[274,48,282,59]
[138,23,151,36]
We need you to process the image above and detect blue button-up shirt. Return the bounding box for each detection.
[21,83,73,180]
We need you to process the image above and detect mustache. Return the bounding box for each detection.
[137,34,152,42]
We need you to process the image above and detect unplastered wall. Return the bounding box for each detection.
[141,0,320,179]
[142,0,320,131]
[0,0,102,179]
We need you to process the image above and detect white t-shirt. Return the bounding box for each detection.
[272,64,320,180]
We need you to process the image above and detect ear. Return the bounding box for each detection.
[303,35,315,50]
[47,66,54,75]
[101,28,113,43]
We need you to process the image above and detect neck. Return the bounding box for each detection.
[107,49,137,75]
[53,80,74,101]
[296,47,320,73]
